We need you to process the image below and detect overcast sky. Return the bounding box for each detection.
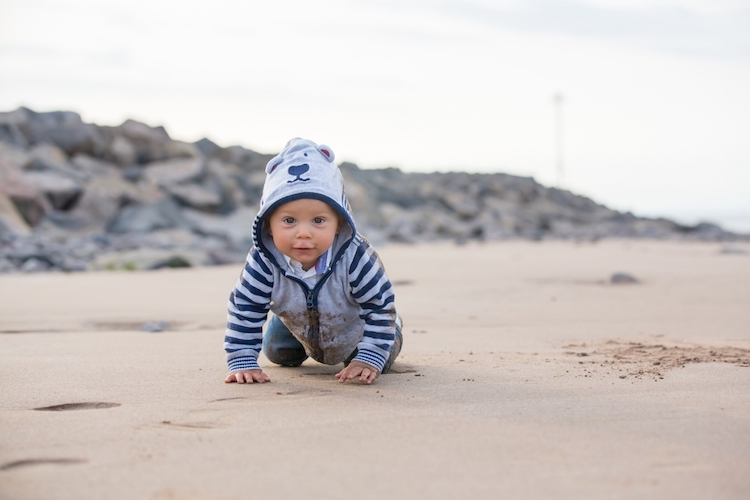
[1,0,749,231]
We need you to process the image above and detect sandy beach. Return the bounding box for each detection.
[1,240,749,500]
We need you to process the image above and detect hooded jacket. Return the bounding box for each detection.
[224,138,398,373]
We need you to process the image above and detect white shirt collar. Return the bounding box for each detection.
[282,247,331,280]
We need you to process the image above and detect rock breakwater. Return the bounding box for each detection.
[0,107,743,273]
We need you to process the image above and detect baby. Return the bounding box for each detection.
[224,138,402,385]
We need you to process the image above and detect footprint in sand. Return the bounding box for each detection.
[33,402,121,411]
[0,458,87,471]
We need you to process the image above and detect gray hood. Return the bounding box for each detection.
[251,138,356,270]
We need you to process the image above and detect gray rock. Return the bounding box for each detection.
[164,183,222,212]
[116,119,170,163]
[20,170,84,211]
[108,135,137,166]
[91,247,211,271]
[182,207,256,244]
[194,138,220,157]
[0,142,31,171]
[21,109,105,156]
[163,140,201,159]
[0,181,49,226]
[0,192,32,236]
[610,272,639,284]
[70,154,120,179]
[142,158,204,187]
[46,172,139,232]
[142,320,170,332]
[20,257,52,273]
[108,197,188,233]
[0,122,28,148]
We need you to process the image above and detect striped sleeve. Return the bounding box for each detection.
[224,248,273,373]
[348,239,397,372]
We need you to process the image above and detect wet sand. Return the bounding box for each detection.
[1,240,749,499]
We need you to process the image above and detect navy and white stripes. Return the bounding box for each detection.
[224,237,398,373]
[347,238,396,371]
[225,249,273,373]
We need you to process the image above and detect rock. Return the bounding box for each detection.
[0,122,28,148]
[182,207,256,244]
[108,197,188,234]
[163,140,201,159]
[20,170,84,211]
[116,119,170,163]
[0,181,49,226]
[142,158,204,187]
[47,172,140,232]
[164,183,222,212]
[0,192,31,236]
[3,106,748,275]
[0,142,31,171]
[91,247,212,271]
[22,109,105,156]
[142,320,170,332]
[70,154,120,179]
[27,143,87,181]
[20,257,52,273]
[194,138,220,157]
[610,272,639,284]
[108,135,137,166]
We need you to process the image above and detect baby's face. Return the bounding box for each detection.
[268,198,340,271]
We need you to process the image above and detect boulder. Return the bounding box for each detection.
[46,172,140,232]
[91,247,212,271]
[70,154,121,179]
[0,181,49,226]
[20,171,84,211]
[163,140,202,159]
[21,109,105,156]
[27,143,87,181]
[108,135,137,166]
[164,183,222,212]
[0,192,31,237]
[182,207,256,244]
[142,158,204,187]
[194,137,220,157]
[108,197,188,234]
[0,142,31,171]
[0,108,34,146]
[116,119,170,163]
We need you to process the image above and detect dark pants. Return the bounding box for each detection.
[263,315,403,373]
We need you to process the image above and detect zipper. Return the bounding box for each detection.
[306,289,314,311]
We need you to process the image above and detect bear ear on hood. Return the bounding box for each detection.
[265,138,334,174]
[266,158,282,174]
[317,144,335,163]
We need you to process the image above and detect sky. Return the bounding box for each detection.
[1,0,749,232]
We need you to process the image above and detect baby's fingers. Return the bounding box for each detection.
[360,368,377,384]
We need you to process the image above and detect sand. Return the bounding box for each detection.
[1,240,749,499]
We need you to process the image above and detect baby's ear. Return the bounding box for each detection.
[317,144,335,163]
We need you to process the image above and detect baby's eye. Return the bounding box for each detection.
[313,217,325,224]
[283,217,295,224]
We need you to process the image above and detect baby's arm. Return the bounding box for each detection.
[225,369,271,384]
[335,361,379,384]
[224,249,273,381]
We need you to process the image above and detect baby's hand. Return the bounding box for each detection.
[225,369,271,384]
[335,361,379,385]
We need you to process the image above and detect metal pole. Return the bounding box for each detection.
[554,92,564,186]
